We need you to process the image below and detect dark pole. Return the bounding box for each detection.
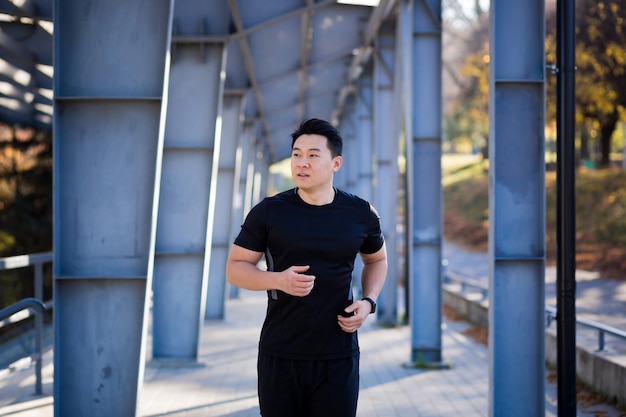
[556,0,577,416]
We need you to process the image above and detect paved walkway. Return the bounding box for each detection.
[442,242,626,354]
[1,242,625,416]
[2,288,624,417]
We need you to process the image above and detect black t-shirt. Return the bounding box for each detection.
[234,187,384,360]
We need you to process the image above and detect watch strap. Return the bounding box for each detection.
[362,297,376,314]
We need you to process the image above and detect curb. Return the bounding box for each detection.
[443,284,626,408]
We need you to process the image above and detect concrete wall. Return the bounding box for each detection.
[443,285,626,408]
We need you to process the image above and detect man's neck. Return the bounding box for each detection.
[296,186,335,206]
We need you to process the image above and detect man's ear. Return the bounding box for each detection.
[332,155,343,172]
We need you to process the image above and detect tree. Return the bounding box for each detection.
[442,0,489,154]
[0,124,52,307]
[546,0,626,168]
[577,1,626,167]
[0,125,52,255]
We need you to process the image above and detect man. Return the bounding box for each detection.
[226,118,387,417]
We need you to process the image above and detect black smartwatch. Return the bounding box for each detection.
[362,297,376,314]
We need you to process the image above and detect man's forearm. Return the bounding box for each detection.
[361,258,387,300]
[226,261,280,291]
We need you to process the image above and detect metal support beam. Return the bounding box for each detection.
[252,143,269,203]
[356,68,375,205]
[398,0,413,322]
[242,129,258,220]
[409,0,443,365]
[353,69,375,298]
[332,0,398,123]
[205,92,245,319]
[228,120,255,299]
[373,30,400,325]
[337,95,358,192]
[152,0,231,346]
[488,1,546,415]
[52,0,173,415]
[152,38,227,356]
[227,0,275,159]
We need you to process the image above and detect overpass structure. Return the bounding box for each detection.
[0,1,548,416]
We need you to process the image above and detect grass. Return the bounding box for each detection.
[441,153,487,186]
[442,154,626,279]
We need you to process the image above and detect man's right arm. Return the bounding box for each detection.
[226,244,316,296]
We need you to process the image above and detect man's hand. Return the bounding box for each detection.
[278,265,315,297]
[337,300,371,333]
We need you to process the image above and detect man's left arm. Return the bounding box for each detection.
[337,242,387,333]
[360,242,388,305]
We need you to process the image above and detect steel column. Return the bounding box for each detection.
[252,144,269,203]
[228,121,255,299]
[242,129,258,219]
[346,96,359,193]
[353,69,375,298]
[205,92,245,319]
[373,30,400,325]
[337,95,357,192]
[152,1,229,356]
[409,0,443,364]
[399,0,414,322]
[337,97,361,296]
[52,0,173,415]
[356,68,375,204]
[488,1,546,416]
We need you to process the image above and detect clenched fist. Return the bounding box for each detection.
[277,265,316,297]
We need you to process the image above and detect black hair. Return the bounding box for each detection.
[290,118,343,157]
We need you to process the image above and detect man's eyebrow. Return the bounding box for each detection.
[292,147,322,152]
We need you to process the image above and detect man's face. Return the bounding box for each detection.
[291,134,342,192]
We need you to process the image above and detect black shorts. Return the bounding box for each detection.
[257,352,360,417]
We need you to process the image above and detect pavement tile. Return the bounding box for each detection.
[2,263,625,416]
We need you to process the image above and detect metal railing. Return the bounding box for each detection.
[443,268,626,352]
[0,298,47,395]
[0,252,53,396]
[544,305,626,352]
[2,253,626,397]
[443,269,489,301]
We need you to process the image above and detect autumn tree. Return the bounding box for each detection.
[546,0,626,167]
[443,0,489,154]
[0,124,52,306]
[0,125,52,255]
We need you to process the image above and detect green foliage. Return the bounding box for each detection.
[444,157,626,250]
[444,50,490,153]
[442,154,487,185]
[442,1,489,152]
[546,169,626,246]
[545,0,626,167]
[0,270,27,307]
[0,230,15,251]
[443,158,489,224]
[446,1,626,166]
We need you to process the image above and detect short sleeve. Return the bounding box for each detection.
[359,203,385,254]
[233,199,268,253]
